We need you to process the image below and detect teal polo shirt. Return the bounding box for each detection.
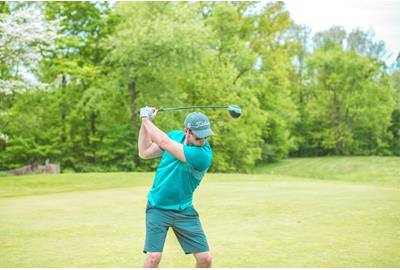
[147,130,213,210]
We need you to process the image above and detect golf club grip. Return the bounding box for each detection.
[158,106,228,112]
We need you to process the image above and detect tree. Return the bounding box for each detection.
[195,2,265,170]
[102,2,213,170]
[0,3,58,95]
[287,24,313,156]
[303,42,394,155]
[246,2,299,161]
[388,68,400,155]
[104,2,268,172]
[347,28,387,61]
[40,2,118,171]
[0,3,59,169]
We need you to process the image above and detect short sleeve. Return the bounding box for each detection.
[159,130,180,152]
[183,145,212,171]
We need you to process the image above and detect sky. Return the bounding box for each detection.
[283,0,400,65]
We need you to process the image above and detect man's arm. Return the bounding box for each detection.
[138,119,163,159]
[141,118,186,162]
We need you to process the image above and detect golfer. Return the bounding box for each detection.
[138,106,213,268]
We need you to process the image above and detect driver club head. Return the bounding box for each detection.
[227,105,241,118]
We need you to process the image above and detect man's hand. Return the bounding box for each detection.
[140,107,152,119]
[138,106,162,159]
[140,106,157,120]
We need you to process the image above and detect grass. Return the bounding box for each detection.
[255,156,400,187]
[1,157,399,267]
[0,172,152,198]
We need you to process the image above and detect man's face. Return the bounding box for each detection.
[184,128,207,146]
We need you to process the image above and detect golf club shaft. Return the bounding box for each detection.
[158,105,228,112]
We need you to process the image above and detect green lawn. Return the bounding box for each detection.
[255,156,400,187]
[1,157,399,267]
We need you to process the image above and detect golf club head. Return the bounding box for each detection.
[228,105,241,118]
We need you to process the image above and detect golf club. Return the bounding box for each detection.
[157,105,241,118]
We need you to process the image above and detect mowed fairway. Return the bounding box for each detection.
[1,157,400,267]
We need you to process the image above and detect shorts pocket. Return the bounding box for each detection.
[181,206,199,217]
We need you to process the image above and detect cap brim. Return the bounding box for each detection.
[192,128,214,138]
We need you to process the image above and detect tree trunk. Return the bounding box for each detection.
[128,76,137,131]
[332,91,344,154]
[90,112,97,163]
[60,74,67,144]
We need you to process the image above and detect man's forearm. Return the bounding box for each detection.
[142,118,186,162]
[138,120,153,155]
[141,118,170,147]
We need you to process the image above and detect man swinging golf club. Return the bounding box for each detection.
[138,106,214,268]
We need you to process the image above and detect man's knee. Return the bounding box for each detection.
[144,252,162,267]
[195,252,212,267]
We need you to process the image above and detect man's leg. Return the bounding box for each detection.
[144,203,171,268]
[144,252,162,268]
[193,252,212,268]
[172,206,211,267]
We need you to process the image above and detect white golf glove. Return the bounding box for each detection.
[140,106,154,120]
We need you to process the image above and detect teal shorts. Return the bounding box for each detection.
[144,202,209,254]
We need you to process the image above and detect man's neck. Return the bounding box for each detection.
[184,135,194,146]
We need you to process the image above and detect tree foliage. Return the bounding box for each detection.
[292,26,394,156]
[1,2,398,173]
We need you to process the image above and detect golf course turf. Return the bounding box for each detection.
[1,157,399,267]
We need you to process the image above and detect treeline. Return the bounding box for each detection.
[1,2,399,173]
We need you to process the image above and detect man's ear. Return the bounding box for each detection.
[184,128,189,135]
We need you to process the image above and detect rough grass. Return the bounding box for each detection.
[1,157,399,267]
[255,156,400,187]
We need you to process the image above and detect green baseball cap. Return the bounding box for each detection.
[184,112,214,138]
